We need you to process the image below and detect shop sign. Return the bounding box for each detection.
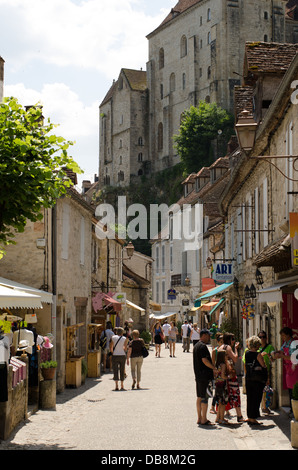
[289,212,298,267]
[213,263,233,282]
[167,289,177,300]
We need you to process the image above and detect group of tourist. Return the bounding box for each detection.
[151,319,200,357]
[100,321,146,391]
[194,326,298,426]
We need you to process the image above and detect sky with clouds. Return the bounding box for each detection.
[0,0,174,187]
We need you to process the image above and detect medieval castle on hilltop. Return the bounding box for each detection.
[97,0,298,190]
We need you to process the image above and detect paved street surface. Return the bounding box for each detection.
[0,343,295,451]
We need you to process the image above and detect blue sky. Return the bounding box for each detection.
[0,0,174,187]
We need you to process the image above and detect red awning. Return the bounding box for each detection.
[102,294,122,312]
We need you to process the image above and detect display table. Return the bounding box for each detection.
[87,350,101,378]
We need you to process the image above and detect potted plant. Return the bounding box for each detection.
[40,360,57,380]
[292,382,298,421]
[140,330,151,348]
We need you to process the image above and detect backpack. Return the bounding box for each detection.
[100,330,107,350]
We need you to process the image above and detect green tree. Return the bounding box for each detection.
[0,97,82,256]
[173,101,234,174]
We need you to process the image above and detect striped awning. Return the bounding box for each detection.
[0,285,43,310]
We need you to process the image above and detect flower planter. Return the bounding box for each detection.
[41,367,56,381]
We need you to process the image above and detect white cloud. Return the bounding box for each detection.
[0,0,169,80]
[4,82,99,176]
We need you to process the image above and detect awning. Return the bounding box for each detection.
[190,306,201,312]
[0,285,43,310]
[257,280,298,304]
[196,282,234,301]
[126,300,145,316]
[149,301,161,311]
[102,294,122,312]
[209,298,225,316]
[199,301,219,311]
[149,311,177,320]
[0,277,53,304]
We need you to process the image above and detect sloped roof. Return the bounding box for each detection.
[122,69,147,92]
[244,41,298,76]
[100,69,147,107]
[147,0,202,36]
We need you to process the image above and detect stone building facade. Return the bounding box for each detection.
[98,0,297,187]
[219,48,298,409]
[99,68,148,188]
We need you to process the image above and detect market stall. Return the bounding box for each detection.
[65,323,84,387]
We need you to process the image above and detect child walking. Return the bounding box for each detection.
[214,351,230,425]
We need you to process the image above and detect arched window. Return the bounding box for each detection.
[207,8,211,22]
[264,34,268,42]
[207,66,211,79]
[207,32,211,44]
[180,35,187,58]
[119,155,123,165]
[170,73,176,93]
[138,169,143,176]
[182,73,186,90]
[159,48,165,69]
[138,153,143,162]
[118,171,124,182]
[158,122,163,151]
[138,137,143,146]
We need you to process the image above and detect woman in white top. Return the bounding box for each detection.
[190,323,200,347]
[110,327,129,391]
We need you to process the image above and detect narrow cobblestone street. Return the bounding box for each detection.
[0,343,294,451]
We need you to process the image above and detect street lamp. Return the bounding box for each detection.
[126,241,135,259]
[235,110,258,153]
[244,285,251,299]
[235,110,298,181]
[255,268,264,286]
[250,284,256,299]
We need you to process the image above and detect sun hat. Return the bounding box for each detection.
[17,339,30,351]
[43,336,53,349]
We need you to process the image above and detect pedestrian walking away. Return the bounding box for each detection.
[100,321,114,373]
[244,335,268,425]
[190,323,200,348]
[126,329,145,389]
[193,328,217,426]
[110,327,129,391]
[182,320,191,352]
[168,321,178,357]
[162,320,171,349]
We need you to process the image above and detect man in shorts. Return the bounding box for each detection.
[193,328,217,426]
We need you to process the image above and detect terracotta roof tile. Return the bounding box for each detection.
[245,41,298,75]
